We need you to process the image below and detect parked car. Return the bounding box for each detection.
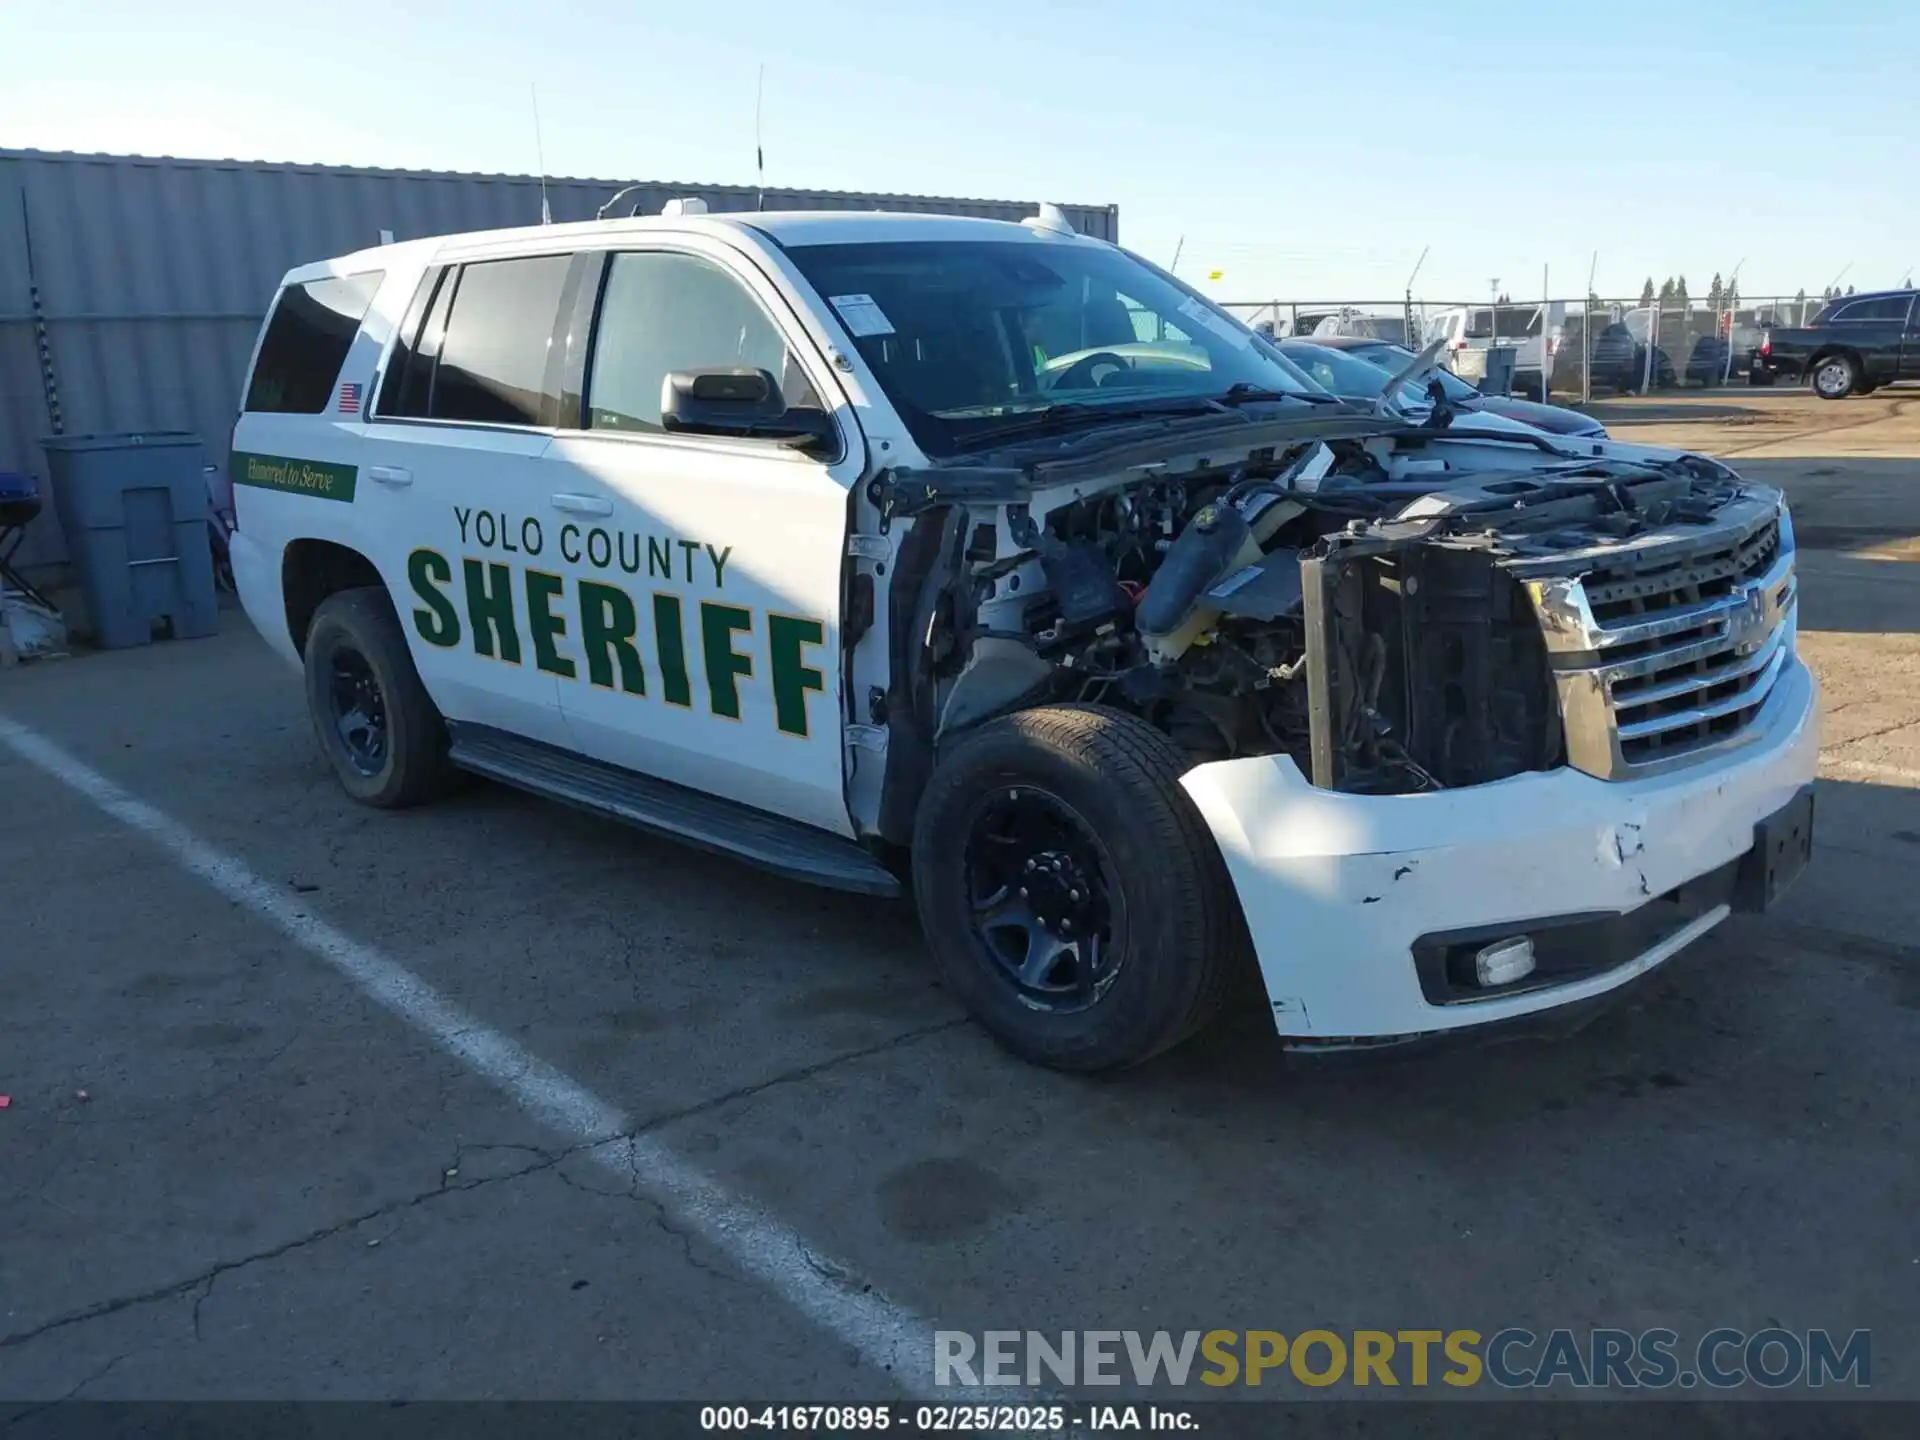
[1308,336,1607,437]
[1572,323,1676,394]
[1753,289,1920,398]
[1310,308,1411,346]
[1686,334,1749,387]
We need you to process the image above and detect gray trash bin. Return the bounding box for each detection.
[42,431,218,650]
[1480,345,1517,396]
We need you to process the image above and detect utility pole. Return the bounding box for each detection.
[1541,263,1549,402]
[1722,257,1746,385]
[1583,251,1597,405]
[1488,279,1500,391]
[1404,245,1429,350]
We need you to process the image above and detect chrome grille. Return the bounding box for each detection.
[1523,500,1796,780]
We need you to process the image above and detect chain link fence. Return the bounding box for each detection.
[1219,293,1835,404]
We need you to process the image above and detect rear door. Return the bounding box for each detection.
[539,240,862,836]
[361,250,581,748]
[1901,294,1920,379]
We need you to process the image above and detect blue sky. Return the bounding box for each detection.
[5,0,1914,304]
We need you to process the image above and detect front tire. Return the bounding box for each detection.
[910,705,1249,1072]
[303,586,454,807]
[1811,353,1856,400]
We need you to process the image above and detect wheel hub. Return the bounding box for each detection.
[328,649,389,776]
[963,789,1121,1010]
[1019,850,1094,932]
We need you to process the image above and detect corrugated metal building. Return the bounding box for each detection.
[0,149,1119,578]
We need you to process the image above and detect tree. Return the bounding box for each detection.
[1658,277,1676,305]
[1795,288,1807,304]
[1846,283,1855,295]
[1640,277,1656,306]
[1674,275,1690,308]
[1708,272,1725,310]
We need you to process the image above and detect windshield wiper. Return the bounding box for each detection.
[1217,383,1344,406]
[958,397,1226,447]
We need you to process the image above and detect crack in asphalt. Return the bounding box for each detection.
[0,1140,562,1355]
[3,1345,143,1422]
[1825,717,1920,749]
[0,1016,964,1357]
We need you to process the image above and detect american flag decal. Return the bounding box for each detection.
[338,381,362,415]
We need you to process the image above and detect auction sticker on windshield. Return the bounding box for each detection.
[829,293,896,337]
[1178,297,1254,350]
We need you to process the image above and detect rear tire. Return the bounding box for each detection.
[910,705,1250,1072]
[303,586,455,808]
[1811,353,1856,400]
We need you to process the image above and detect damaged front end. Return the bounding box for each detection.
[875,411,1797,819]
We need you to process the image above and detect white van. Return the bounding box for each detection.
[1425,305,1565,393]
[229,206,1816,1071]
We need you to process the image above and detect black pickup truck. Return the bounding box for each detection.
[1755,289,1920,398]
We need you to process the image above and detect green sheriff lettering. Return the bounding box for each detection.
[405,548,827,735]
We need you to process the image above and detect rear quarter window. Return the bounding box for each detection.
[244,272,384,413]
[1465,307,1542,339]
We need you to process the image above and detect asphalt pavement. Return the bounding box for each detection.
[2,389,1916,1413]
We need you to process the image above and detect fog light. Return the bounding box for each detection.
[1474,937,1536,987]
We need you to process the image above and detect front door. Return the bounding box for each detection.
[1903,295,1920,380]
[362,252,579,748]
[540,244,861,837]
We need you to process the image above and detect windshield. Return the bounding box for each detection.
[1347,343,1481,403]
[1277,341,1445,409]
[781,239,1325,457]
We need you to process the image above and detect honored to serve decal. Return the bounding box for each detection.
[230,451,358,503]
[408,506,828,739]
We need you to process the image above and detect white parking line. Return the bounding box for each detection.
[0,714,952,1398]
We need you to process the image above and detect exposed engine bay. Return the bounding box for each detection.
[872,414,1779,824]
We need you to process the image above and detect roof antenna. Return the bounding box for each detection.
[531,83,552,224]
[754,63,767,212]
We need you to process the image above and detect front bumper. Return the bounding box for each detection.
[1180,657,1819,1045]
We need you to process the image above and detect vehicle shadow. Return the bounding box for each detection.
[1111,778,1920,1146]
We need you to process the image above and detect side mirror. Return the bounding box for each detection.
[660,367,838,453]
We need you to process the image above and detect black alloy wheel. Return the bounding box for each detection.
[963,786,1123,1012]
[326,645,389,776]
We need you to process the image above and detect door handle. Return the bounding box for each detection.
[368,465,412,487]
[551,493,613,516]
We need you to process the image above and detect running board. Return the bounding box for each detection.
[447,725,901,898]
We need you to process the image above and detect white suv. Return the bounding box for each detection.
[230,206,1817,1071]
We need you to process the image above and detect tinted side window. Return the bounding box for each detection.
[431,255,573,426]
[1833,296,1910,322]
[244,272,384,413]
[586,252,818,433]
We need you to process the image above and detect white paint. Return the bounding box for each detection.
[0,714,958,1399]
[1820,757,1920,787]
[1181,660,1822,1039]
